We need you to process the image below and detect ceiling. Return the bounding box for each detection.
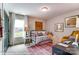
[3,3,79,20]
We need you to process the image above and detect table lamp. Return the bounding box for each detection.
[24,25,29,37]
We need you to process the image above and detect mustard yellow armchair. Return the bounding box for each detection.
[61,36,69,42]
[60,30,79,42]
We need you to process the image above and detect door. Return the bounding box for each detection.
[3,11,9,53]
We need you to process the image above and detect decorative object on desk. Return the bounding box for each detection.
[65,15,79,28]
[55,23,64,32]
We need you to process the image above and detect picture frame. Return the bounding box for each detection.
[65,15,79,28]
[55,23,64,32]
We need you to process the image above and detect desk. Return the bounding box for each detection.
[52,44,79,55]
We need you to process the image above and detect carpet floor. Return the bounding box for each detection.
[27,42,52,55]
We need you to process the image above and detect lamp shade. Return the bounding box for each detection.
[24,27,29,32]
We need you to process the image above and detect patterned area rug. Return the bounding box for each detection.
[27,40,52,55]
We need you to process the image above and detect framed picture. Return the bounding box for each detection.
[55,23,64,32]
[65,16,79,28]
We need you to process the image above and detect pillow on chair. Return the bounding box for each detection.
[69,36,75,42]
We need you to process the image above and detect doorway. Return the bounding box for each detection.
[13,19,25,45]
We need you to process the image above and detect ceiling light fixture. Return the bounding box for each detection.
[41,7,48,11]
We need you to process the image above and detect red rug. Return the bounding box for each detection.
[27,41,52,55]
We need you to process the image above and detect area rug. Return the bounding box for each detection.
[27,40,52,55]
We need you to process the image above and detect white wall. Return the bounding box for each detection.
[46,9,79,42]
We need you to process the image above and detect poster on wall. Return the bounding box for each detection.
[55,23,64,32]
[65,15,79,28]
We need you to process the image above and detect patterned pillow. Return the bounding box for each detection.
[69,36,75,41]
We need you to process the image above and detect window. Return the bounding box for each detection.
[14,19,25,38]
